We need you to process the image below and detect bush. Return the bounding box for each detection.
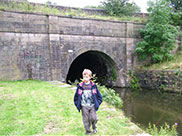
[170,0,182,12]
[92,74,122,108]
[97,84,123,108]
[171,11,182,28]
[135,0,179,64]
[129,71,141,91]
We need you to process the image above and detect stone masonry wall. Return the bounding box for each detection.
[0,32,51,80]
[135,70,182,92]
[0,10,144,86]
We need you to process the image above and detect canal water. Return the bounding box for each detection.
[115,88,182,135]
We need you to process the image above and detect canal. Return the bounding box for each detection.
[115,88,182,135]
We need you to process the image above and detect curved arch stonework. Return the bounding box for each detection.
[66,45,122,75]
[60,43,127,87]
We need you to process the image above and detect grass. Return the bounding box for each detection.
[137,51,182,70]
[0,80,143,135]
[0,1,144,22]
[146,123,178,136]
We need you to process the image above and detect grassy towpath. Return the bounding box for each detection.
[0,80,146,135]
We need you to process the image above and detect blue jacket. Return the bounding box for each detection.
[74,81,103,112]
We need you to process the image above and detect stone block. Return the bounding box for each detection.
[0,11,48,33]
[49,16,126,37]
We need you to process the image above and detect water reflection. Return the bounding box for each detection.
[115,88,182,135]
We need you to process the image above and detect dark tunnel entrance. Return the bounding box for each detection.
[66,51,118,86]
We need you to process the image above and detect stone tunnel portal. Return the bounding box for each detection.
[66,51,118,86]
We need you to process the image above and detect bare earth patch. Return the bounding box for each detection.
[0,94,18,100]
[43,121,59,134]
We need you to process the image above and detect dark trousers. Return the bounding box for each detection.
[81,106,98,133]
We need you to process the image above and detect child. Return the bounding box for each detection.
[74,69,103,135]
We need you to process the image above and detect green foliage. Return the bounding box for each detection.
[0,1,61,14]
[146,123,178,136]
[91,74,122,108]
[0,6,4,11]
[84,5,104,9]
[139,51,182,70]
[135,0,179,64]
[171,11,182,28]
[170,0,182,12]
[97,84,123,108]
[129,71,141,91]
[170,0,182,28]
[111,68,117,81]
[91,74,98,83]
[101,0,140,16]
[68,9,75,17]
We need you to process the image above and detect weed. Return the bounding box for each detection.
[0,1,143,22]
[129,71,141,91]
[146,123,178,136]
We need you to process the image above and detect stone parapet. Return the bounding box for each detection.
[0,10,144,37]
[0,0,149,17]
[49,16,126,37]
[0,11,48,33]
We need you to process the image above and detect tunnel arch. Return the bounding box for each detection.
[66,50,119,86]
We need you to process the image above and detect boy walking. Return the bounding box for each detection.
[74,69,103,134]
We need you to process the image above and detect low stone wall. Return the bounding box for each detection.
[135,70,182,92]
[53,5,106,16]
[0,0,148,17]
[0,0,106,16]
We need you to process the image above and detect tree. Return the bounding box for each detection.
[169,0,182,27]
[135,0,179,64]
[101,0,140,16]
[46,1,52,5]
[170,0,182,12]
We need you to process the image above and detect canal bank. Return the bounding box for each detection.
[114,69,182,135]
[115,87,182,136]
[134,70,182,93]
